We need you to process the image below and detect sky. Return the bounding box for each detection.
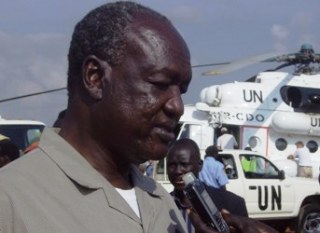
[0,0,320,126]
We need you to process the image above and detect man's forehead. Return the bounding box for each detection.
[125,14,189,57]
[169,147,193,158]
[126,27,166,60]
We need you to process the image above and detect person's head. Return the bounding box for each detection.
[64,2,191,164]
[167,138,201,191]
[205,145,220,158]
[0,137,20,168]
[53,109,66,128]
[295,141,304,148]
[221,127,228,134]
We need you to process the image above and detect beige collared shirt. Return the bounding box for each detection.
[0,128,187,233]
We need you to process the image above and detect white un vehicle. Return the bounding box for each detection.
[159,148,320,232]
[218,149,320,233]
[0,116,45,152]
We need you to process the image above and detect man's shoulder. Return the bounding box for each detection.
[203,157,223,167]
[0,149,49,185]
[131,165,171,197]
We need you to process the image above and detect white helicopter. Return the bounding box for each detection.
[157,44,320,182]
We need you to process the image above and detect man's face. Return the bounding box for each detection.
[167,146,200,191]
[0,155,11,168]
[93,15,191,164]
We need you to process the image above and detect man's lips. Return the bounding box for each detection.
[154,126,175,143]
[175,180,184,185]
[173,177,185,186]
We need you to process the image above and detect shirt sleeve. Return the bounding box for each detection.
[0,188,13,233]
[217,137,221,147]
[233,137,238,147]
[217,164,229,186]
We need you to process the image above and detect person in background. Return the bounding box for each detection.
[199,145,229,189]
[138,160,156,178]
[0,2,191,232]
[52,109,66,128]
[293,141,313,178]
[146,160,157,178]
[217,127,238,150]
[167,138,280,233]
[0,134,20,168]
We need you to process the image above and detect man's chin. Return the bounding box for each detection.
[174,183,185,191]
[149,146,170,160]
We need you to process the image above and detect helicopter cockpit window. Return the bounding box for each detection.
[275,138,288,151]
[280,86,320,112]
[307,140,318,153]
[239,154,280,179]
[280,86,302,108]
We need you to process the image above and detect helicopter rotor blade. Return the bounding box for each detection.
[2,45,318,103]
[191,62,230,68]
[202,51,284,76]
[0,87,66,103]
[0,62,229,104]
[263,53,297,62]
[0,61,227,104]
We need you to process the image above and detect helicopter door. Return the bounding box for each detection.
[177,123,214,157]
[241,126,268,156]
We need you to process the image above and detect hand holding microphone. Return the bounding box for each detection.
[182,172,279,233]
[182,172,230,233]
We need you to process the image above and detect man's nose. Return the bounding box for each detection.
[164,87,184,118]
[175,164,186,173]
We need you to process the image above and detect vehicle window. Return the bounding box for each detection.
[239,154,280,179]
[218,154,238,179]
[0,125,45,150]
[27,129,42,145]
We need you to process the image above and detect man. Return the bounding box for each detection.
[294,141,313,178]
[138,160,155,178]
[217,127,238,150]
[145,160,155,178]
[0,134,20,168]
[199,145,229,189]
[52,109,66,128]
[0,2,191,232]
[167,138,278,233]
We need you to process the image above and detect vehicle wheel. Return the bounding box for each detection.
[297,203,320,233]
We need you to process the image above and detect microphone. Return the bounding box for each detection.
[182,172,230,233]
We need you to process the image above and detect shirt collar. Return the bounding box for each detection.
[38,128,164,196]
[170,190,190,210]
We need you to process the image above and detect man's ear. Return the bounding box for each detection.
[199,159,203,169]
[82,55,111,100]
